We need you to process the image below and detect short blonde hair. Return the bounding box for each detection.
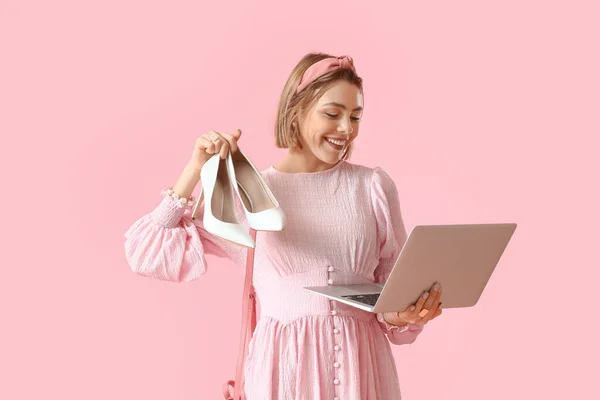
[274,52,364,160]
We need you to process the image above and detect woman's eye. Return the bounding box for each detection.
[325,112,360,121]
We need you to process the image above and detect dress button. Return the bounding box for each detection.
[334,328,340,334]
[327,279,334,285]
[334,345,340,351]
[334,378,340,385]
[331,310,337,316]
[328,266,335,272]
[334,362,340,368]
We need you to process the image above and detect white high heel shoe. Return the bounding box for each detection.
[227,148,286,231]
[191,153,255,249]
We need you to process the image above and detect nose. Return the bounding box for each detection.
[338,118,354,138]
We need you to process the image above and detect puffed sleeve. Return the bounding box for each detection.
[371,167,424,345]
[124,191,247,282]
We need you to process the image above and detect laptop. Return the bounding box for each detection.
[303,223,517,313]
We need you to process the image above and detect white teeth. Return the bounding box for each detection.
[326,138,346,146]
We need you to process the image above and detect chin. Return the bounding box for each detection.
[317,151,342,165]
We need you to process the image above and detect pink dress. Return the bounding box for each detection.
[124,160,424,400]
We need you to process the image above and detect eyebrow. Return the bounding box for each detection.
[321,102,363,112]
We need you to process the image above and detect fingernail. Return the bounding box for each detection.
[433,283,441,291]
[422,292,429,299]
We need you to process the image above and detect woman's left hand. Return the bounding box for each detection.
[382,282,443,327]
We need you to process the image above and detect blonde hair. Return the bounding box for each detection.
[274,52,364,160]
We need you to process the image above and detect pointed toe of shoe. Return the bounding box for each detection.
[246,207,286,231]
[234,231,256,249]
[204,216,256,248]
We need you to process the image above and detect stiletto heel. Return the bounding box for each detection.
[228,148,285,231]
[192,153,255,249]
[191,189,203,220]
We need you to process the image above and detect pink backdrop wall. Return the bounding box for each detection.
[2,0,598,399]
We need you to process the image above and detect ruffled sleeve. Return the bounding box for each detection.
[124,192,247,282]
[370,167,424,345]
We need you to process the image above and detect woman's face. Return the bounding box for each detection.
[296,80,363,165]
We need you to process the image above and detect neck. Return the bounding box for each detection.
[274,149,340,173]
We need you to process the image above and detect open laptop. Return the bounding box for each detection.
[303,223,517,313]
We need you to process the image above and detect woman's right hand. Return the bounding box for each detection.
[189,129,242,170]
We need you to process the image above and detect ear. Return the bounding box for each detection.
[291,113,301,129]
[295,107,306,124]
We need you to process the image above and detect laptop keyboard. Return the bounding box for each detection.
[340,293,380,306]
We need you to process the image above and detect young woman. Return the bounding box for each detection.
[125,52,443,399]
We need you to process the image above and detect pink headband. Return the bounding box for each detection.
[296,55,356,94]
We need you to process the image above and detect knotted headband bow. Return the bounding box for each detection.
[296,55,356,94]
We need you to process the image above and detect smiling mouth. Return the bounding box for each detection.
[324,137,347,149]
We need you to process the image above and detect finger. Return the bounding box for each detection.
[423,300,442,323]
[430,307,442,320]
[399,304,417,322]
[422,282,441,311]
[432,291,442,314]
[429,289,443,320]
[218,130,240,153]
[200,131,220,144]
[414,291,429,314]
[219,140,230,159]
[217,131,239,154]
[212,136,224,154]
[429,300,445,321]
[196,135,212,148]
[420,285,441,320]
[196,136,217,154]
[204,130,219,141]
[418,290,438,320]
[206,131,227,154]
[395,310,417,325]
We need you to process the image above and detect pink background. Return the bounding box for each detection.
[1,0,598,399]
